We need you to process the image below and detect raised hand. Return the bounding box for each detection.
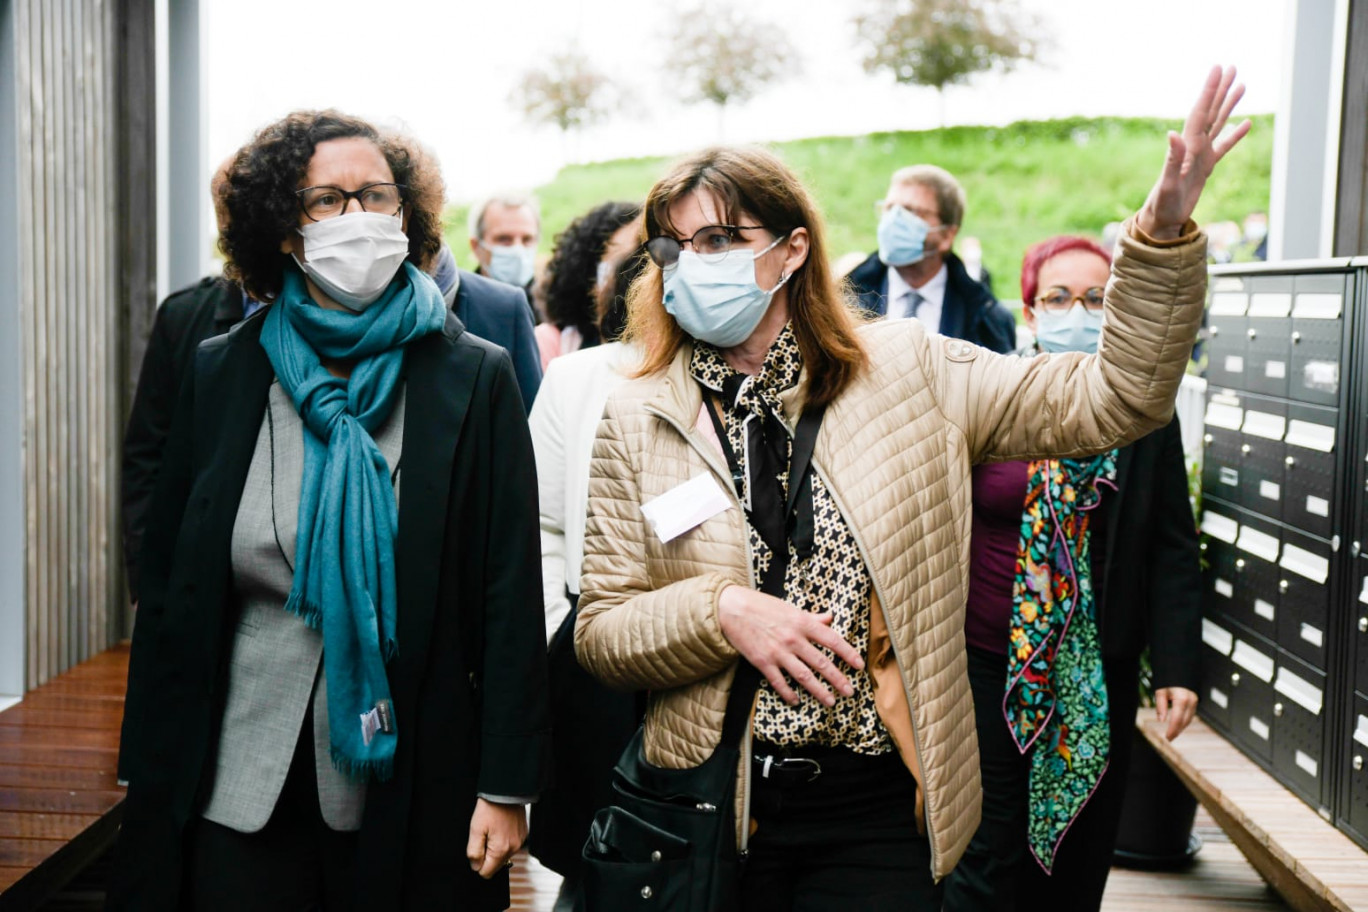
[1137,65,1252,240]
[717,585,865,706]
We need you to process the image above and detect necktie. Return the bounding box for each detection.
[905,289,924,320]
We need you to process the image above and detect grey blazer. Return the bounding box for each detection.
[200,381,404,833]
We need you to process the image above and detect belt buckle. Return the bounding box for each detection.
[757,753,822,783]
[783,757,822,783]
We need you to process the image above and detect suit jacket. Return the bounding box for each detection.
[845,250,1018,354]
[1096,416,1202,691]
[111,309,552,912]
[122,277,245,602]
[450,269,542,412]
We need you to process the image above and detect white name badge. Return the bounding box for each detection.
[641,473,735,544]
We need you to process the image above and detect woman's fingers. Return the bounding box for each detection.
[1185,65,1223,138]
[778,652,835,705]
[1213,117,1253,161]
[805,612,865,671]
[795,639,855,699]
[760,658,801,704]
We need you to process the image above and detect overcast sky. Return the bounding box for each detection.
[203,0,1286,203]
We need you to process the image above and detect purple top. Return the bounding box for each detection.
[965,461,1030,654]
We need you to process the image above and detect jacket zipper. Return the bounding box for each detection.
[809,460,940,873]
[642,403,758,855]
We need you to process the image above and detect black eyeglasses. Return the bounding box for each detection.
[645,224,773,268]
[1035,286,1106,313]
[295,183,407,222]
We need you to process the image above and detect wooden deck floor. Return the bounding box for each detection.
[507,806,1292,911]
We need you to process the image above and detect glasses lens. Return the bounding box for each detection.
[691,226,734,263]
[1083,288,1106,310]
[359,184,403,215]
[645,236,681,269]
[1039,289,1071,311]
[301,187,345,220]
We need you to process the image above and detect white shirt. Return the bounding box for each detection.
[887,261,948,332]
[528,341,639,647]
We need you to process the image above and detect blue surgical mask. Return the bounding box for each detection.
[1034,303,1103,354]
[663,235,791,348]
[481,242,537,287]
[877,205,932,267]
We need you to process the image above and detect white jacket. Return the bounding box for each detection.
[528,342,638,646]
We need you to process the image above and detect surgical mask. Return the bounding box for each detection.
[481,242,537,287]
[877,205,933,267]
[663,235,790,348]
[596,259,615,292]
[1034,303,1103,354]
[292,211,409,312]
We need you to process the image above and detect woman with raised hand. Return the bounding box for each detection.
[574,68,1246,909]
[111,110,550,911]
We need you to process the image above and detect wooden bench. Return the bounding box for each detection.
[0,644,128,911]
[1137,710,1368,912]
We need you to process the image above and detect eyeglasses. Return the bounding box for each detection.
[295,183,406,222]
[1035,286,1106,313]
[645,224,773,268]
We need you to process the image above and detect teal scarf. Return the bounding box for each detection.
[1004,453,1117,872]
[260,261,445,781]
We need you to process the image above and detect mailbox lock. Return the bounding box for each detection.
[1292,331,1302,344]
[1285,456,1296,468]
[1241,444,1251,455]
[1279,579,1290,593]
[1274,702,1284,718]
[1230,672,1241,687]
[1236,558,1246,570]
[1247,328,1257,340]
[1359,616,1368,634]
[1356,755,1364,772]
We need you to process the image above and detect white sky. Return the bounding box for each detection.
[204,0,1287,204]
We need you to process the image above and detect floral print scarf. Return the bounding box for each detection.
[1004,452,1117,871]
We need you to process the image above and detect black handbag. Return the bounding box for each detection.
[579,400,825,912]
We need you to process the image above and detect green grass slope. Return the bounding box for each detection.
[444,114,1273,304]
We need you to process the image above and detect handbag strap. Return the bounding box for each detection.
[707,394,828,746]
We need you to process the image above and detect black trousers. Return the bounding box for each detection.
[942,646,1140,912]
[739,742,942,911]
[186,714,359,911]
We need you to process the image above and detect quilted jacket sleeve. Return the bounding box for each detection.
[574,392,741,691]
[934,218,1208,464]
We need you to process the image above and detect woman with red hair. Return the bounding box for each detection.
[941,236,1203,911]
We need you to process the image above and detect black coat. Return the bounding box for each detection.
[111,310,552,911]
[845,250,1018,354]
[1095,417,1202,691]
[121,277,245,603]
[450,269,542,413]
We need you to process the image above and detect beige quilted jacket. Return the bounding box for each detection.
[575,219,1207,879]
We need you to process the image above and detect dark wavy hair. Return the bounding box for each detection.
[596,245,648,344]
[543,201,642,339]
[218,110,446,302]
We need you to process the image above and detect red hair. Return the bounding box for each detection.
[1020,236,1112,309]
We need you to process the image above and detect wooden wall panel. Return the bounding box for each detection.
[13,0,124,688]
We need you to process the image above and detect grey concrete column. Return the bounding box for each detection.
[0,0,26,698]
[1268,0,1349,260]
[167,0,204,291]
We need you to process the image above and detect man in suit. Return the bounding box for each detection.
[846,164,1017,354]
[121,160,262,604]
[432,243,542,412]
[467,193,541,322]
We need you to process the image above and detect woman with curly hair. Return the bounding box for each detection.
[111,109,551,911]
[535,200,641,369]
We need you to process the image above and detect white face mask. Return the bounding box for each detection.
[481,242,537,287]
[292,211,410,312]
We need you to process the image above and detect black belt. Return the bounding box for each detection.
[750,742,901,787]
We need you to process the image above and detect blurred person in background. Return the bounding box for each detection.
[429,241,542,411]
[527,233,647,911]
[468,192,542,320]
[574,66,1245,910]
[535,201,642,369]
[121,155,264,614]
[845,164,1015,353]
[941,235,1202,912]
[112,109,550,911]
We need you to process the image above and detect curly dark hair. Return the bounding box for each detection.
[542,201,642,338]
[218,110,446,302]
[596,245,648,343]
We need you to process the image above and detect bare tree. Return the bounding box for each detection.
[512,52,618,155]
[664,9,798,138]
[854,0,1040,125]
